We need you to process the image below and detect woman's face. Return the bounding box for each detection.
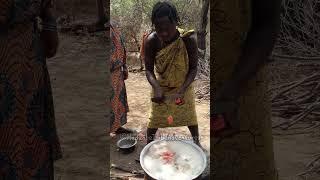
[154,16,177,43]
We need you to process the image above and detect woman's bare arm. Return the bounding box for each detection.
[216,0,282,100]
[179,34,198,94]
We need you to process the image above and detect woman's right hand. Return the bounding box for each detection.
[41,30,59,58]
[212,100,240,138]
[151,88,164,103]
[212,112,239,138]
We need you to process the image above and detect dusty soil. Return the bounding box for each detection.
[49,33,110,180]
[269,59,320,180]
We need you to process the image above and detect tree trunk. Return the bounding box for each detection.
[197,0,209,58]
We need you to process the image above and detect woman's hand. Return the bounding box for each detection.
[171,92,185,105]
[151,88,164,103]
[41,30,59,58]
[171,92,184,99]
[212,113,239,138]
[212,100,240,138]
[123,65,129,80]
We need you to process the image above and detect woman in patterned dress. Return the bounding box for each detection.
[109,22,134,134]
[0,0,62,179]
[211,0,281,179]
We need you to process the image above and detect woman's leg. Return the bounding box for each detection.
[188,125,202,147]
[146,128,158,144]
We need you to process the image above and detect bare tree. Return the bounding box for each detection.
[197,0,209,59]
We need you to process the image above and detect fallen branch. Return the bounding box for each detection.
[282,101,320,130]
[297,154,320,177]
[272,53,320,61]
[271,73,320,101]
[111,164,144,175]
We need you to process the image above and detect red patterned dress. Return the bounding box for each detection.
[109,24,129,133]
[0,0,62,179]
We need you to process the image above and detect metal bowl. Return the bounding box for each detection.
[117,136,137,154]
[140,140,207,180]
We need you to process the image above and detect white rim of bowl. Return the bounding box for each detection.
[117,137,137,148]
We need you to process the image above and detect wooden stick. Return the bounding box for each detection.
[273,130,312,136]
[111,164,144,175]
[271,73,320,101]
[269,79,318,93]
[272,101,320,129]
[272,100,295,107]
[303,122,320,131]
[272,53,320,61]
[283,101,320,129]
[269,81,297,92]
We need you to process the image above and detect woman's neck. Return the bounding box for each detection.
[161,29,180,47]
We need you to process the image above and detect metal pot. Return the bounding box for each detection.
[117,136,137,154]
[140,140,207,180]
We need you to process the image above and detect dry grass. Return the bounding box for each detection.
[275,0,320,57]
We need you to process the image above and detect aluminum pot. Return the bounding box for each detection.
[140,139,207,180]
[117,136,137,154]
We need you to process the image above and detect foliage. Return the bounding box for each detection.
[111,0,203,51]
[111,0,210,83]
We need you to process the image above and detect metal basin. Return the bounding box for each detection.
[140,140,207,180]
[117,136,137,154]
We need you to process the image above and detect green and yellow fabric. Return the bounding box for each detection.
[211,0,278,179]
[148,28,198,128]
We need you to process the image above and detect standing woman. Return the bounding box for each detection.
[211,0,281,179]
[109,22,133,134]
[0,0,62,179]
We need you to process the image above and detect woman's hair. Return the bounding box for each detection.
[151,1,180,25]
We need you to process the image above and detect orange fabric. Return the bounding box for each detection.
[139,32,149,61]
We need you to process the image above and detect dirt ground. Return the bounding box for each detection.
[269,59,320,180]
[49,33,110,180]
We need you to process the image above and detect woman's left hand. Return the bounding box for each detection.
[172,89,185,99]
[41,30,59,58]
[123,66,129,80]
[211,101,240,138]
[171,91,185,105]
